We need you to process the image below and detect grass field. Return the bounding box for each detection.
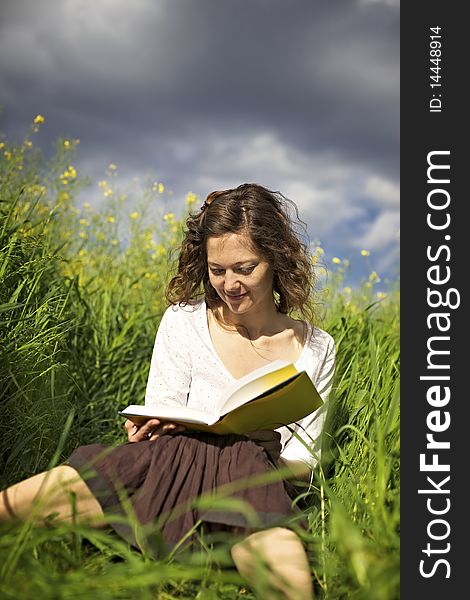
[0,120,400,599]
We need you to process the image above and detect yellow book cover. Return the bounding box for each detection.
[119,359,323,434]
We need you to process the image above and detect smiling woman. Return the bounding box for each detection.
[0,183,336,600]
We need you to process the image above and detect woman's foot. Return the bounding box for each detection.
[231,526,314,599]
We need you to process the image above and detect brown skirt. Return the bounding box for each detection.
[66,432,304,557]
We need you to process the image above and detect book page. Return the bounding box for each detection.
[119,404,217,425]
[219,361,298,415]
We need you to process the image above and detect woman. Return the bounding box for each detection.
[0,183,335,600]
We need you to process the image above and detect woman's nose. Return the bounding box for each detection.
[224,271,241,290]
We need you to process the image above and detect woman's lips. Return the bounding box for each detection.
[225,292,247,301]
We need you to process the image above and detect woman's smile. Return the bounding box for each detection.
[224,291,248,304]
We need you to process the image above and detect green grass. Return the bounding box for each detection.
[0,121,399,599]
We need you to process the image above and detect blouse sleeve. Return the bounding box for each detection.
[279,333,336,469]
[144,306,192,408]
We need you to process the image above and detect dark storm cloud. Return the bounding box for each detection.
[1,0,398,166]
[0,0,399,281]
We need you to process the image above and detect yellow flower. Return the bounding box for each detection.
[0,142,4,149]
[57,191,70,203]
[33,114,45,124]
[343,287,352,295]
[108,163,117,171]
[60,166,77,183]
[79,219,89,226]
[365,282,372,289]
[130,211,139,220]
[4,151,11,160]
[98,180,109,189]
[63,140,71,148]
[186,192,197,206]
[361,249,370,257]
[153,181,165,193]
[111,239,118,246]
[24,140,33,149]
[315,247,324,256]
[377,292,387,299]
[107,215,115,223]
[104,189,113,197]
[332,257,341,265]
[369,271,381,283]
[27,184,46,196]
[163,212,175,222]
[79,231,88,239]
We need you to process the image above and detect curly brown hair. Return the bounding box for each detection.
[165,183,317,323]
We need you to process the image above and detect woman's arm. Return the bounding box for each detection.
[144,306,192,408]
[280,334,336,469]
[123,306,192,442]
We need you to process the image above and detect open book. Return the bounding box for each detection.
[119,360,323,435]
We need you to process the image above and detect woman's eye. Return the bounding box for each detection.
[210,266,255,276]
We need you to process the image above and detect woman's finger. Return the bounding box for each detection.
[138,419,162,438]
[148,423,174,441]
[148,422,186,441]
[124,419,137,433]
[125,417,185,442]
[124,419,141,442]
[125,418,160,442]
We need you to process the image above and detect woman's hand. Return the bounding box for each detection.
[124,418,185,442]
[245,430,282,464]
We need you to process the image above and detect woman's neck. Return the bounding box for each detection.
[216,299,286,340]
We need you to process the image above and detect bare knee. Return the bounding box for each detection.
[0,465,104,525]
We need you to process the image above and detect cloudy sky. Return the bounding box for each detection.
[0,0,399,286]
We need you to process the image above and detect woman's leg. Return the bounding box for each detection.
[0,465,105,526]
[231,526,314,600]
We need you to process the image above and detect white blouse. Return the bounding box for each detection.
[144,301,336,468]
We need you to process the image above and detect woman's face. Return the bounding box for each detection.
[206,232,274,316]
